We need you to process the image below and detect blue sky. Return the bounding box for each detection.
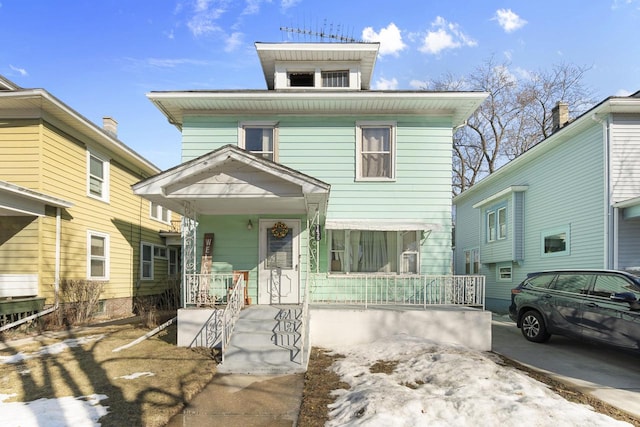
[1,0,639,170]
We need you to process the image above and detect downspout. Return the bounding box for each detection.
[592,113,613,268]
[0,207,62,333]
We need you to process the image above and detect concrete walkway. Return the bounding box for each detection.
[165,373,305,427]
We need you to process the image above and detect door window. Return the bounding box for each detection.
[592,275,638,298]
[552,274,590,294]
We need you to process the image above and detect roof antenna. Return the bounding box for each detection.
[280,19,360,43]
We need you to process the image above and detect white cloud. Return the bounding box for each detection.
[374,77,398,90]
[615,88,633,96]
[494,9,527,33]
[225,32,244,52]
[281,0,300,9]
[362,23,407,57]
[144,58,209,68]
[419,16,477,55]
[409,79,429,89]
[9,65,27,76]
[187,0,227,37]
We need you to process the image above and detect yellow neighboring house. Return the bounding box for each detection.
[0,76,181,326]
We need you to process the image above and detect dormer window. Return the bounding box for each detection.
[322,70,349,88]
[288,72,314,87]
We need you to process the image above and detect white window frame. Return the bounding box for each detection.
[486,206,507,242]
[464,248,480,274]
[150,202,171,224]
[168,247,179,276]
[141,242,154,280]
[355,121,396,181]
[154,245,167,259]
[87,231,109,280]
[541,225,570,257]
[321,70,349,88]
[328,230,420,275]
[86,150,110,202]
[238,121,278,161]
[497,263,512,282]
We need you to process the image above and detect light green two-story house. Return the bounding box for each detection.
[453,93,640,312]
[134,42,487,312]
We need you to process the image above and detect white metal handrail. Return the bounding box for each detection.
[220,274,245,363]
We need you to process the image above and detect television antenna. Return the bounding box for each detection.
[280,20,359,43]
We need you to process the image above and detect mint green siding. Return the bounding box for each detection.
[183,114,454,275]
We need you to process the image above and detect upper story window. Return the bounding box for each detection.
[322,70,349,88]
[487,206,507,242]
[465,248,480,274]
[240,122,277,161]
[87,151,109,202]
[288,72,314,87]
[150,202,171,224]
[356,122,395,180]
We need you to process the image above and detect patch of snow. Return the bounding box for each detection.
[0,335,104,365]
[0,394,108,427]
[115,372,155,380]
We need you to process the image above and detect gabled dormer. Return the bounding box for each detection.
[255,42,380,91]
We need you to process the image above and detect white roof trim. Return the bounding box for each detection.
[325,219,442,231]
[0,180,73,216]
[472,185,528,209]
[613,196,640,209]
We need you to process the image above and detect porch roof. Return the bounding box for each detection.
[132,145,330,217]
[0,180,73,216]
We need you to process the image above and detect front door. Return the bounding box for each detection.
[258,219,300,304]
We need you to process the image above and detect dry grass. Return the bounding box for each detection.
[0,320,217,427]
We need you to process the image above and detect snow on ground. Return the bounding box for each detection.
[0,335,104,365]
[0,393,108,427]
[114,372,155,380]
[326,334,632,427]
[0,332,632,426]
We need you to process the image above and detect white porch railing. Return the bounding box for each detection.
[185,273,235,306]
[221,274,245,363]
[308,274,485,309]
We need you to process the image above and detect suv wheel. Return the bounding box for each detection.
[520,310,551,343]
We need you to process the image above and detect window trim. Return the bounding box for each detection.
[150,202,171,224]
[355,121,396,181]
[168,247,179,276]
[464,248,480,274]
[497,263,512,282]
[486,205,507,242]
[328,229,420,275]
[141,242,154,280]
[87,231,109,280]
[238,121,278,161]
[541,225,571,257]
[86,150,110,202]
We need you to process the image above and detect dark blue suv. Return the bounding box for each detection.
[509,270,640,350]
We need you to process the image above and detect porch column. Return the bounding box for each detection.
[181,201,198,308]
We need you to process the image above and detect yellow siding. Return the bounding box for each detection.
[0,119,41,188]
[1,117,179,306]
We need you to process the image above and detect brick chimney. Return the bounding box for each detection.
[102,117,118,137]
[552,102,569,132]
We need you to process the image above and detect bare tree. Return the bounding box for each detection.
[425,57,595,195]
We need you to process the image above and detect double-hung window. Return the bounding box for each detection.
[486,206,507,242]
[329,230,419,274]
[141,242,153,280]
[356,122,395,180]
[87,151,109,202]
[87,231,109,280]
[150,202,171,223]
[464,248,480,274]
[240,122,277,161]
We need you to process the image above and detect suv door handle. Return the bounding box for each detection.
[586,302,599,308]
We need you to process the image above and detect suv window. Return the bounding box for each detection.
[552,274,590,294]
[525,274,556,289]
[592,274,638,298]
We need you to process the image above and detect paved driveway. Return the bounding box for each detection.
[492,315,640,419]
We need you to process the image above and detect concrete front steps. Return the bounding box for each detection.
[216,305,308,375]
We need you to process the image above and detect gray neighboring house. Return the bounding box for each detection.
[453,91,640,312]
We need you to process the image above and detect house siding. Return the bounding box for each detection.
[455,122,607,311]
[182,115,454,275]
[610,114,640,204]
[1,117,176,311]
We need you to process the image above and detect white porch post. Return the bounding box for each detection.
[182,201,198,308]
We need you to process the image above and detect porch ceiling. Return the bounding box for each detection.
[133,145,330,217]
